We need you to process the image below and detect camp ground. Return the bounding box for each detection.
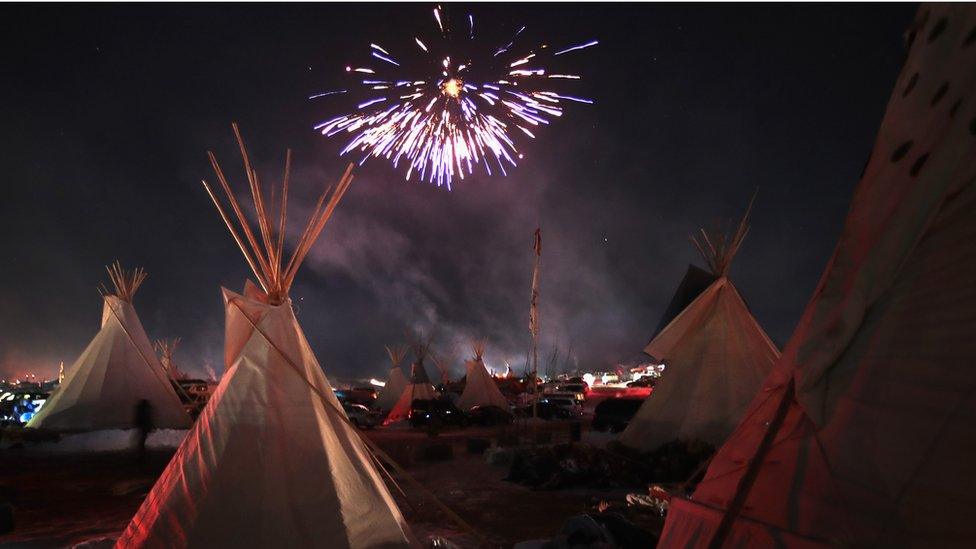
[3,4,974,548]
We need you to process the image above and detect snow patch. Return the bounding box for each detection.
[8,429,188,454]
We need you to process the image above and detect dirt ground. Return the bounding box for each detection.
[0,389,659,548]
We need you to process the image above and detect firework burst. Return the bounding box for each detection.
[312,6,597,189]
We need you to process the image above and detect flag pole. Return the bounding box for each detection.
[530,228,542,420]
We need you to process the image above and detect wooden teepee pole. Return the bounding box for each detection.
[202,123,355,304]
[101,261,147,303]
[385,344,407,369]
[690,191,757,277]
[529,228,542,420]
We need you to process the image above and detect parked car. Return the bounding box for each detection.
[592,397,645,433]
[0,390,49,426]
[518,397,582,420]
[175,379,215,418]
[558,384,588,400]
[408,399,467,428]
[466,405,514,426]
[335,387,378,406]
[626,377,656,388]
[567,377,589,390]
[342,402,381,429]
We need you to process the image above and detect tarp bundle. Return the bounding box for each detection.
[660,5,976,546]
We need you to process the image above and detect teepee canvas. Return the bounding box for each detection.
[374,345,408,412]
[456,341,509,411]
[651,264,717,339]
[117,125,415,548]
[386,341,437,423]
[619,200,780,452]
[28,263,190,431]
[659,5,976,547]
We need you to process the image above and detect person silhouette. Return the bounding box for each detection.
[133,399,154,462]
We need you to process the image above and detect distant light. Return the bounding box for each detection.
[369,378,386,387]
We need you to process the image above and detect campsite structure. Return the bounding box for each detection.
[27,262,190,431]
[659,5,976,546]
[430,350,454,386]
[374,344,408,412]
[386,340,437,423]
[619,199,780,452]
[116,125,416,548]
[456,340,510,411]
[154,338,188,381]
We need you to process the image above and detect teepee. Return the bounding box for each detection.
[28,262,190,431]
[659,5,976,547]
[155,338,188,381]
[386,340,437,423]
[117,125,415,548]
[374,345,408,411]
[430,351,453,385]
[456,340,509,411]
[650,264,717,340]
[619,199,780,452]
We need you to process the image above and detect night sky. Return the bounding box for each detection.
[2,4,916,383]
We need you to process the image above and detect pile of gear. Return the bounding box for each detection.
[504,439,715,490]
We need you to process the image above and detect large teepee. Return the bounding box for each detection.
[374,345,408,411]
[386,340,437,423]
[28,263,190,431]
[456,341,509,411]
[117,125,415,548]
[659,6,976,547]
[619,200,780,452]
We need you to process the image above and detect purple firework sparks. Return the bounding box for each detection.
[311,5,597,189]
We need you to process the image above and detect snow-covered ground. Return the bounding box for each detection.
[3,429,187,454]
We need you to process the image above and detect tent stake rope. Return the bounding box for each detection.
[227,297,489,547]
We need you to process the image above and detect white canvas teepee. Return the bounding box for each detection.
[660,6,976,546]
[28,263,190,431]
[375,345,408,411]
[456,341,509,411]
[117,125,415,548]
[386,341,437,423]
[619,202,780,452]
[155,338,188,381]
[430,351,453,385]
